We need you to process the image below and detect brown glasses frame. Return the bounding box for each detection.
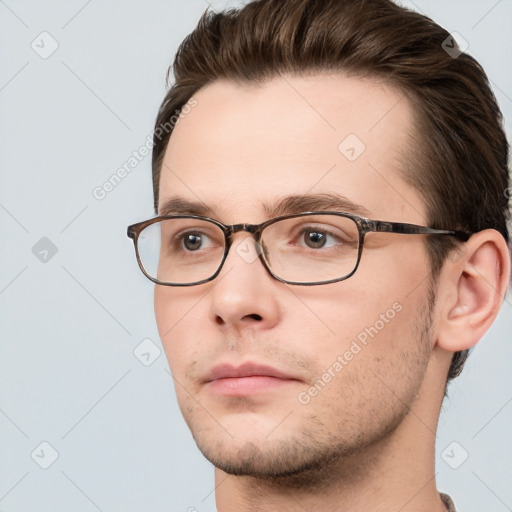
[127,211,470,286]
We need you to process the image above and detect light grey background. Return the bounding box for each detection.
[0,1,511,511]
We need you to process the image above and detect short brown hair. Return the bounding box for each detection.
[151,0,510,381]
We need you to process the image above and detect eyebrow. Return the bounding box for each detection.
[158,196,215,217]
[263,193,372,218]
[158,193,372,219]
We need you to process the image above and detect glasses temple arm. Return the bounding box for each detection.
[368,220,470,241]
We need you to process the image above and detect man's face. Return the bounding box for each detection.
[154,74,438,477]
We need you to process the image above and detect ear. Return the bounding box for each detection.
[436,229,511,352]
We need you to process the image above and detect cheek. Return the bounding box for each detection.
[154,286,207,374]
[288,250,429,369]
[154,286,174,342]
[154,285,203,333]
[295,292,429,417]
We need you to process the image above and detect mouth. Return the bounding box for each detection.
[204,362,302,397]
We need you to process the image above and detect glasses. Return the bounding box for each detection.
[127,212,470,286]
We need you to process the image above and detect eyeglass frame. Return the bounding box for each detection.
[127,211,471,287]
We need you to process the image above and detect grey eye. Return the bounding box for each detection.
[303,230,327,248]
[183,233,203,250]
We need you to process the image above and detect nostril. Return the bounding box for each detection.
[215,313,262,324]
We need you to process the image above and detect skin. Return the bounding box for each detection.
[153,73,510,511]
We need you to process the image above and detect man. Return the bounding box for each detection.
[127,0,510,510]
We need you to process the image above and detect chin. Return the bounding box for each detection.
[198,436,336,478]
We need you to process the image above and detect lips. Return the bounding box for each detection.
[204,362,301,396]
[204,362,298,382]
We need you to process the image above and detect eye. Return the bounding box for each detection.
[181,232,211,251]
[299,228,340,249]
[303,229,328,248]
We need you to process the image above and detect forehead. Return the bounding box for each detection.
[160,73,425,224]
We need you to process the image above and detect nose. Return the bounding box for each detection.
[208,234,282,330]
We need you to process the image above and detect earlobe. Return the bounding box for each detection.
[437,230,510,352]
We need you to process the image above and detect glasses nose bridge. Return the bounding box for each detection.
[224,223,264,261]
[228,222,262,238]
